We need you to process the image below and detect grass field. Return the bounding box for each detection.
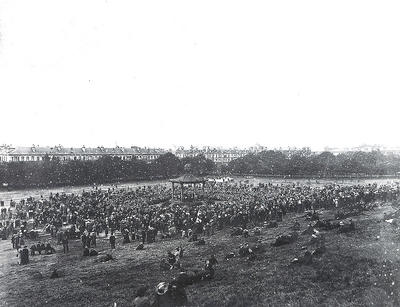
[1,196,400,306]
[1,177,398,205]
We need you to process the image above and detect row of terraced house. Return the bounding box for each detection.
[174,146,262,164]
[0,145,260,165]
[0,145,166,163]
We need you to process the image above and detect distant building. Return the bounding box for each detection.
[0,145,165,163]
[323,144,400,155]
[174,146,251,164]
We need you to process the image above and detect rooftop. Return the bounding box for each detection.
[0,145,166,155]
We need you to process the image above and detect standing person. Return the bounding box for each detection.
[81,233,87,248]
[122,230,130,244]
[57,231,62,244]
[91,232,97,248]
[141,228,146,245]
[18,235,25,249]
[62,236,69,253]
[15,235,20,250]
[18,246,29,265]
[110,234,116,249]
[104,226,109,238]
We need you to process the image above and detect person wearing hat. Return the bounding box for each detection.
[36,242,42,255]
[62,236,69,253]
[40,242,46,254]
[141,228,147,245]
[167,252,176,266]
[109,234,116,249]
[30,244,36,256]
[11,234,16,249]
[155,282,170,306]
[18,246,29,265]
[122,230,130,244]
[90,231,97,247]
[45,242,55,254]
[81,233,88,248]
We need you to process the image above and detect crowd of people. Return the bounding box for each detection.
[1,179,400,306]
[1,180,400,263]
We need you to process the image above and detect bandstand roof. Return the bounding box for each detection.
[170,174,205,184]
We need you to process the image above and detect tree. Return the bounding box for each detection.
[154,153,183,178]
[258,150,288,175]
[312,152,337,176]
[181,154,215,175]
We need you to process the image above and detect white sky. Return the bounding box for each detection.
[0,0,399,151]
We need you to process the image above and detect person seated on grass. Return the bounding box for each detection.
[45,243,56,254]
[204,260,216,279]
[155,281,188,307]
[272,232,298,247]
[190,259,217,282]
[291,250,313,265]
[265,221,278,228]
[291,222,301,231]
[167,252,176,265]
[253,227,261,236]
[83,246,90,257]
[36,242,43,255]
[30,244,36,256]
[168,279,188,306]
[208,255,218,266]
[160,259,172,271]
[50,269,59,279]
[239,243,252,257]
[173,246,184,258]
[195,238,206,246]
[338,219,355,233]
[247,251,257,261]
[188,233,198,242]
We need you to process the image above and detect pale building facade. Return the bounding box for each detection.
[174,147,250,165]
[0,145,165,163]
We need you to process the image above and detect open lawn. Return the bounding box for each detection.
[1,199,400,306]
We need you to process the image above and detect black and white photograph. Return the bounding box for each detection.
[1,1,400,306]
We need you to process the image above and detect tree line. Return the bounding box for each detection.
[227,149,400,177]
[0,153,216,189]
[1,149,400,189]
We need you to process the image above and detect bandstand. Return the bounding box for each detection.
[170,174,206,201]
